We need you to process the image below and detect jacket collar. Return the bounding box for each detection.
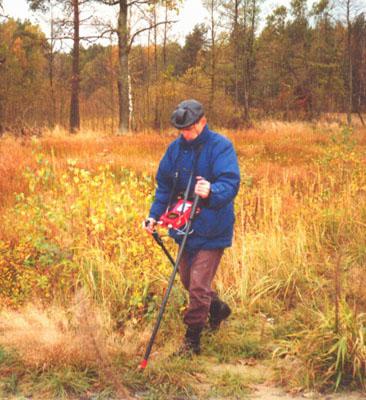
[179,124,211,149]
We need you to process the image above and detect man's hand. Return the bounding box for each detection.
[195,176,211,199]
[143,217,157,234]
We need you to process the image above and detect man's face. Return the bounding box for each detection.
[181,123,199,141]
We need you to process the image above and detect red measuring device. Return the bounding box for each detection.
[159,199,200,230]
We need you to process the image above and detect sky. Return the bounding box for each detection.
[2,0,206,22]
[2,0,306,46]
[3,0,207,42]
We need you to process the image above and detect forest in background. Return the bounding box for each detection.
[0,0,365,135]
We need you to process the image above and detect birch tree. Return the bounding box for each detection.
[97,0,177,134]
[203,0,220,118]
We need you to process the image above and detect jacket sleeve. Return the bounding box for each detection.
[149,146,174,220]
[207,140,240,210]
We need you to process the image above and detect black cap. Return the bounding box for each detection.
[170,99,204,129]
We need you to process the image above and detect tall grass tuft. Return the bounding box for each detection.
[0,292,116,368]
[0,292,135,398]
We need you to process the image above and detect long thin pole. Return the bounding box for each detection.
[152,231,175,266]
[140,195,200,370]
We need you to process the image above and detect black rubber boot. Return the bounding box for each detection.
[173,325,203,357]
[208,299,232,331]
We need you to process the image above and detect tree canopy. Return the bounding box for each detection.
[0,0,365,133]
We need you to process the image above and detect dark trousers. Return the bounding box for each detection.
[178,248,224,327]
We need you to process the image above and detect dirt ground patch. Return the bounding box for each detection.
[249,384,365,400]
[200,360,365,400]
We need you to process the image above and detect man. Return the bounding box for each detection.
[144,99,240,355]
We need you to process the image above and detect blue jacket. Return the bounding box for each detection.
[149,124,240,252]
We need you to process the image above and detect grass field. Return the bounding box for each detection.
[0,121,365,399]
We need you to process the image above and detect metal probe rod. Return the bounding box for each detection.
[140,194,200,370]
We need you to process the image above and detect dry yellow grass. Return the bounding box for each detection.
[0,129,173,209]
[0,292,117,369]
[0,137,38,209]
[0,121,366,395]
[0,292,157,398]
[1,120,359,209]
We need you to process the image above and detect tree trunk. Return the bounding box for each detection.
[209,0,216,118]
[161,0,168,129]
[243,71,250,123]
[234,0,240,114]
[69,0,80,133]
[109,37,116,133]
[242,0,250,125]
[49,3,56,128]
[117,0,130,134]
[147,28,151,127]
[153,2,160,129]
[163,0,168,68]
[356,17,365,126]
[346,0,353,126]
